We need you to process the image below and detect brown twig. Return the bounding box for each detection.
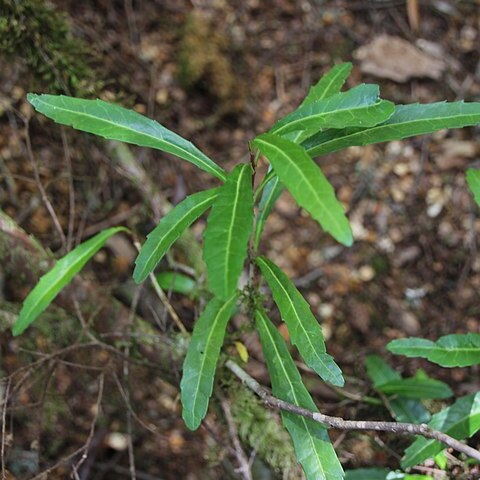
[133,240,187,334]
[24,123,67,252]
[225,360,480,463]
[31,373,105,480]
[219,394,253,480]
[1,378,11,480]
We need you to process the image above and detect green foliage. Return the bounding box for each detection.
[304,102,480,157]
[180,293,238,430]
[155,272,197,297]
[402,392,480,468]
[12,227,127,336]
[365,356,430,424]
[256,256,344,386]
[134,188,218,283]
[27,94,226,181]
[387,333,480,368]
[466,169,480,207]
[253,134,353,246]
[300,62,353,107]
[0,0,94,94]
[18,61,480,478]
[256,308,344,480]
[270,84,394,138]
[377,376,452,400]
[345,469,433,480]
[203,164,253,299]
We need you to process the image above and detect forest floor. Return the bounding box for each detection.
[1,1,480,479]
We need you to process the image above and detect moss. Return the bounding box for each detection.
[227,381,299,478]
[0,0,97,94]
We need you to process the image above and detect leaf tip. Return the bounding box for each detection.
[27,93,40,107]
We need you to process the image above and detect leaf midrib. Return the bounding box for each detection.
[307,109,480,155]
[33,96,226,181]
[406,409,480,465]
[18,228,125,332]
[274,100,383,135]
[223,165,248,296]
[258,258,333,378]
[138,193,216,279]
[257,138,346,243]
[258,312,326,478]
[189,295,236,425]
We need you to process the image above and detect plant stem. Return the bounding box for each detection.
[225,360,480,463]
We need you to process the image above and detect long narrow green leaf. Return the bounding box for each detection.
[305,102,480,157]
[365,356,430,424]
[256,256,344,386]
[300,62,353,107]
[134,188,218,283]
[270,84,394,137]
[402,392,480,468]
[466,169,480,207]
[253,174,283,250]
[253,64,352,246]
[345,470,432,480]
[203,164,253,299]
[12,227,128,336]
[255,309,344,480]
[253,133,353,246]
[378,377,452,400]
[27,94,226,181]
[181,292,239,430]
[387,334,480,368]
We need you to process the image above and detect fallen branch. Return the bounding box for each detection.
[225,360,480,463]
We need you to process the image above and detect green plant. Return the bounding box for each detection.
[13,62,480,479]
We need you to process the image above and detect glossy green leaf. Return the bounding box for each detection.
[466,169,480,207]
[155,272,196,296]
[365,356,430,424]
[402,392,480,468]
[255,309,344,480]
[305,101,480,157]
[387,333,480,368]
[203,164,254,299]
[253,133,352,246]
[253,174,283,250]
[378,377,452,400]
[253,65,352,246]
[181,292,239,430]
[300,62,353,107]
[345,470,390,480]
[270,84,394,137]
[344,470,432,480]
[12,227,128,336]
[27,94,226,181]
[256,256,344,386]
[134,188,218,283]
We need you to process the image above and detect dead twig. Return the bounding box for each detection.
[226,360,480,463]
[24,122,67,252]
[133,240,187,334]
[219,394,252,480]
[31,373,104,480]
[1,378,11,480]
